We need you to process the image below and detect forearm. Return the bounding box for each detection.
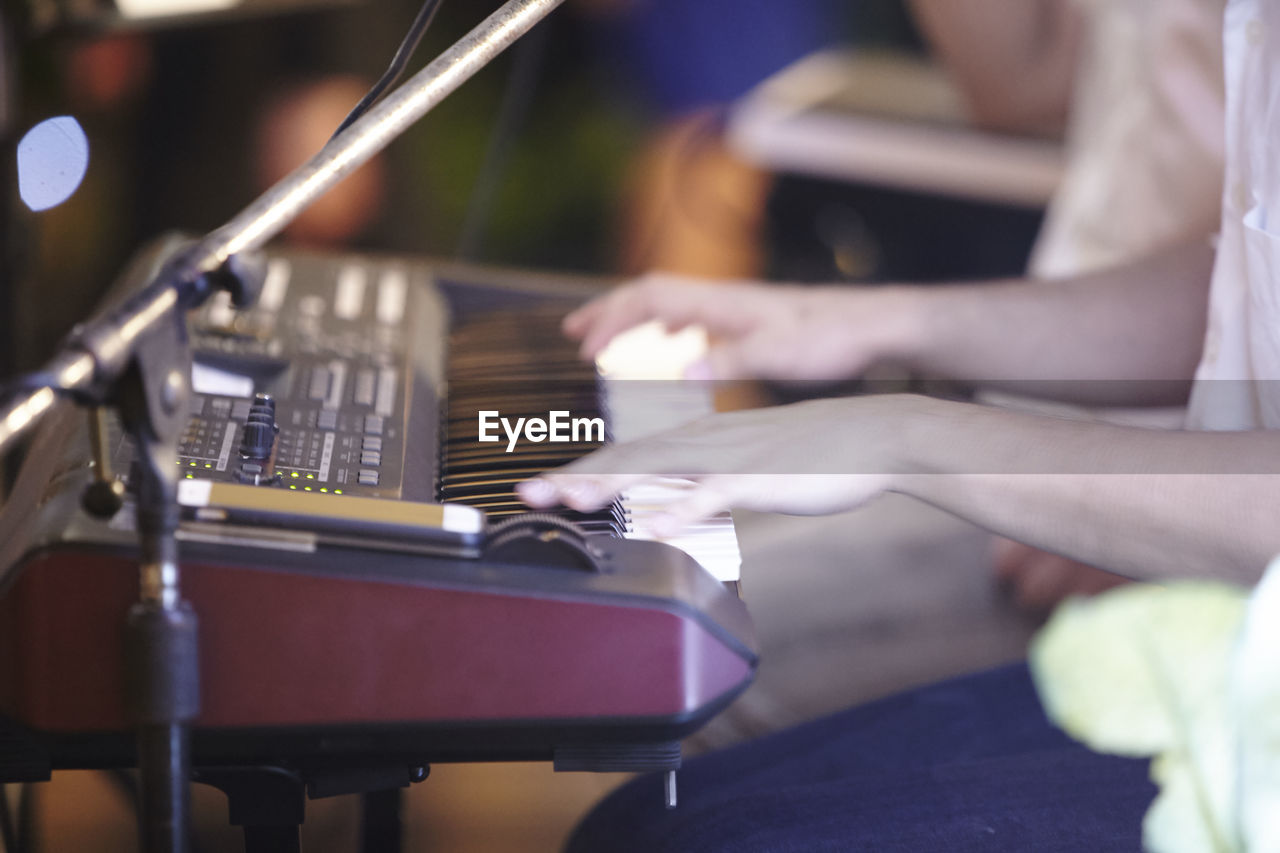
[521,391,1278,583]
[566,243,1213,399]
[889,396,1280,583]
[885,241,1215,405]
[906,0,1081,135]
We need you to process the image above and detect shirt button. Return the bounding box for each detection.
[1247,20,1265,46]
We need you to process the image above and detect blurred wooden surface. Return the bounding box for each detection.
[28,764,629,853]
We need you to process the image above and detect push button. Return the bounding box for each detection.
[355,369,376,406]
[309,366,332,401]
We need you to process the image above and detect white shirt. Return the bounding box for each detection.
[988,0,1225,430]
[1031,0,1226,278]
[1186,0,1280,429]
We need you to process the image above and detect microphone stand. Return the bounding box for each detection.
[0,1,565,850]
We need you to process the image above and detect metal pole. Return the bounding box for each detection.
[185,0,567,278]
[0,0,567,456]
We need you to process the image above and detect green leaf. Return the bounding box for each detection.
[1029,582,1246,756]
[1144,752,1235,853]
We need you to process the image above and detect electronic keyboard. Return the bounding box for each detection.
[0,237,755,780]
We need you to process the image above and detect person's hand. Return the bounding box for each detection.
[992,537,1129,614]
[518,395,918,535]
[565,273,922,382]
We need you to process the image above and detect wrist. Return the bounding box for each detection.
[877,393,959,489]
[844,286,933,373]
[836,392,941,490]
[887,286,936,370]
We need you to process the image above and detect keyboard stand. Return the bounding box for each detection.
[195,766,306,853]
[196,763,424,853]
[0,724,424,853]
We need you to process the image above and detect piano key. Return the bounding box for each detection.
[440,310,741,582]
[595,324,741,583]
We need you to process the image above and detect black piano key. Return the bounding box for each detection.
[440,307,622,535]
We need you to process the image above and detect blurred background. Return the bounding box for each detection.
[0,0,1072,848]
[4,0,1050,376]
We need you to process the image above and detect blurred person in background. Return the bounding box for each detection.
[577,0,848,279]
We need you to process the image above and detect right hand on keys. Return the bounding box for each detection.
[565,272,924,382]
[518,394,922,536]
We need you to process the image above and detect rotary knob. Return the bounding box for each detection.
[241,391,279,459]
[240,420,276,459]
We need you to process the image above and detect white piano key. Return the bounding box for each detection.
[597,328,741,583]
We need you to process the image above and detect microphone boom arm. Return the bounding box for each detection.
[0,2,567,850]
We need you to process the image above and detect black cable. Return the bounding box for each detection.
[330,0,445,141]
[455,15,549,261]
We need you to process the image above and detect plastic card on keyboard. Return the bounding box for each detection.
[177,479,484,556]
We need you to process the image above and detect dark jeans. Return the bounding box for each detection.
[566,663,1154,852]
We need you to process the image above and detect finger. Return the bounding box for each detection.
[574,276,752,360]
[707,317,832,381]
[515,475,564,509]
[517,471,651,512]
[562,292,611,340]
[647,477,734,538]
[518,423,715,511]
[704,328,788,381]
[574,278,677,358]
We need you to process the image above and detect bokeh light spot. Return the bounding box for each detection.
[17,116,89,212]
